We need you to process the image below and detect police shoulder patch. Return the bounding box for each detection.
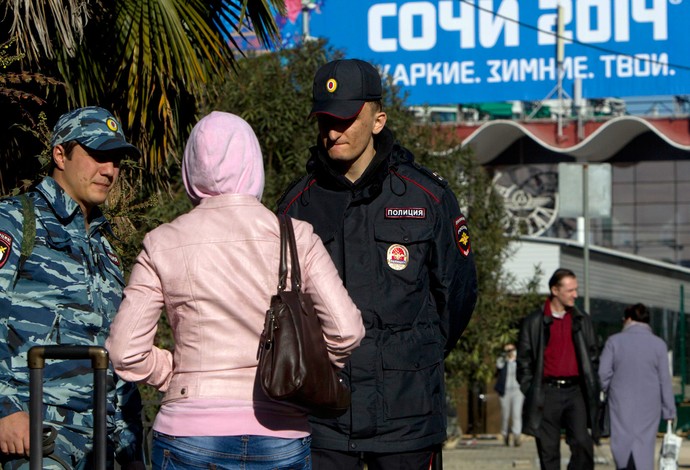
[454,216,471,257]
[0,231,12,269]
[106,250,120,267]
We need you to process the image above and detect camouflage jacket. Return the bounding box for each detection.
[0,177,142,464]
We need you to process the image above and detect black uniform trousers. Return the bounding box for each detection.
[536,382,594,470]
[312,446,442,470]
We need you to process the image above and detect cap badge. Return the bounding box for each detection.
[326,78,338,93]
[106,118,119,132]
[386,244,409,271]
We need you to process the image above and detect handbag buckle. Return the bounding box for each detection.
[257,311,277,359]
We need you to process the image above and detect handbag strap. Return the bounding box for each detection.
[277,214,302,292]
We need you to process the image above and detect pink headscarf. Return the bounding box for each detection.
[182,111,265,205]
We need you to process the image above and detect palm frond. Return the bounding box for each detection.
[4,0,89,60]
[105,0,284,175]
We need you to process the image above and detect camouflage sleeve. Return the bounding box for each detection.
[112,375,144,465]
[0,200,29,419]
[0,372,25,419]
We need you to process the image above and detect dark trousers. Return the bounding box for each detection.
[312,446,441,470]
[536,384,594,470]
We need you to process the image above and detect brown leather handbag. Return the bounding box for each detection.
[256,214,351,418]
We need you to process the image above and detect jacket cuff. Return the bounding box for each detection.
[0,397,24,420]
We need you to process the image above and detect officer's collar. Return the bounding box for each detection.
[310,127,397,190]
[36,177,108,232]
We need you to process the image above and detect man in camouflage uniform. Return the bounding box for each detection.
[0,107,145,469]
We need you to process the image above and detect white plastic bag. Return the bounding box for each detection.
[659,420,682,470]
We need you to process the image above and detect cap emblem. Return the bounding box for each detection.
[106,118,119,132]
[326,78,338,93]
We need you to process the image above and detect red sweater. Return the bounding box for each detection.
[543,300,579,378]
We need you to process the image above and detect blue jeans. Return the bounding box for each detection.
[151,431,311,470]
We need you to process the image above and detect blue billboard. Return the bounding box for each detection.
[300,0,690,105]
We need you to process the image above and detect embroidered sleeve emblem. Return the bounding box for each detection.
[454,216,471,257]
[0,232,13,269]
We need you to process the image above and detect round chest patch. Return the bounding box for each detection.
[386,244,409,271]
[326,78,338,93]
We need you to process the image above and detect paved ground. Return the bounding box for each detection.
[440,434,690,469]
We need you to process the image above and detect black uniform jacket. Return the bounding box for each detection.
[516,304,601,440]
[277,127,478,452]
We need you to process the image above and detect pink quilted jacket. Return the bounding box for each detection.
[107,194,364,406]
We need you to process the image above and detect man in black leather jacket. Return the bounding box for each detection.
[277,59,477,470]
[517,268,600,470]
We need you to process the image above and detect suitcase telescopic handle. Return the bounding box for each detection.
[28,346,109,470]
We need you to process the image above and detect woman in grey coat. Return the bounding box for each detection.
[598,303,676,470]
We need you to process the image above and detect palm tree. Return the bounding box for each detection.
[0,0,283,190]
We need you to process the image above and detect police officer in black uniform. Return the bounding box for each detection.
[278,59,478,470]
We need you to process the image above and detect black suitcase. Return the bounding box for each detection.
[28,345,109,470]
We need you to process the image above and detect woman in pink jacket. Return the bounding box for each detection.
[106,111,364,469]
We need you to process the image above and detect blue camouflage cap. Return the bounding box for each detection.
[50,106,141,158]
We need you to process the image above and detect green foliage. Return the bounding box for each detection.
[0,38,63,195]
[0,37,64,105]
[1,111,53,197]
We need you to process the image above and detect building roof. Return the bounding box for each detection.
[453,116,690,164]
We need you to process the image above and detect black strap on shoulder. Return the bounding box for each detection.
[410,161,449,187]
[14,193,36,287]
[276,174,313,212]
